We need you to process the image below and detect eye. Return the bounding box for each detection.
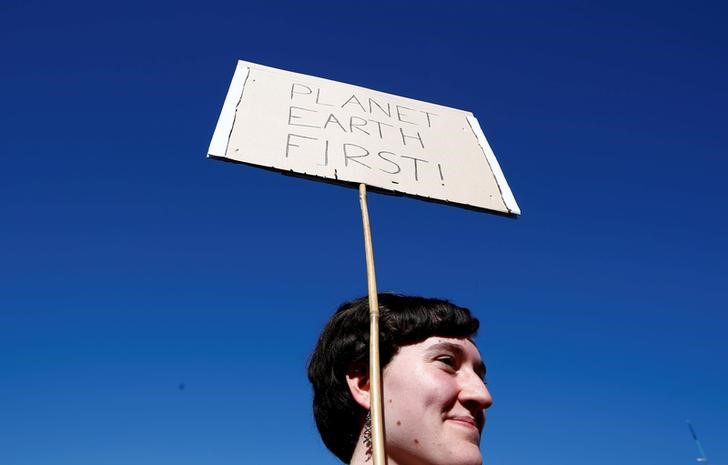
[437,355,458,369]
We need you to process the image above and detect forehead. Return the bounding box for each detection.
[399,336,484,362]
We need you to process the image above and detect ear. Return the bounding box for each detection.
[345,365,371,410]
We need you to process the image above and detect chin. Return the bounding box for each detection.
[453,447,483,465]
[458,457,482,465]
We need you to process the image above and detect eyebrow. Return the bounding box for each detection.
[426,341,487,379]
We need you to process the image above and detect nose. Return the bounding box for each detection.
[459,370,493,411]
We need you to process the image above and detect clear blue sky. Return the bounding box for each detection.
[2,1,726,464]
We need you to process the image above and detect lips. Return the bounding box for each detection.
[447,416,480,433]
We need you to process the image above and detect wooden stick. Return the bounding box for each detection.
[358,183,387,465]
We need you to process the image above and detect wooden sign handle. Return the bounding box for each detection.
[358,183,387,465]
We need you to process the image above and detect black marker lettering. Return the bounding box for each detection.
[285,133,318,157]
[290,83,313,100]
[341,94,367,112]
[420,110,438,128]
[288,106,319,128]
[321,139,329,166]
[323,113,347,132]
[368,98,391,117]
[368,119,393,139]
[377,151,401,174]
[349,116,370,135]
[399,127,425,149]
[315,88,334,107]
[343,143,371,169]
[400,155,428,181]
[396,105,416,124]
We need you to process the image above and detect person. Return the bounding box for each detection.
[308,293,493,465]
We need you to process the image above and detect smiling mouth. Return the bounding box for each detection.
[448,417,481,434]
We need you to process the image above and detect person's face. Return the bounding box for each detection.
[382,336,492,465]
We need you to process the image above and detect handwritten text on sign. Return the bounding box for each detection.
[208,61,519,215]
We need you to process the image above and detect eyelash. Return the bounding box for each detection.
[437,356,487,384]
[437,355,458,369]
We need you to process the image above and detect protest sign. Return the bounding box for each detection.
[209,60,520,216]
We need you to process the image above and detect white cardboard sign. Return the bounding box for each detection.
[209,60,520,216]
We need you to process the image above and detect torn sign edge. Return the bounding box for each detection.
[208,60,521,217]
[466,115,521,216]
[208,61,250,158]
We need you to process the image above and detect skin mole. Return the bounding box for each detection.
[414,439,420,445]
[396,421,401,426]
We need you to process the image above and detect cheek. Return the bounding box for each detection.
[426,371,460,406]
[384,368,459,415]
